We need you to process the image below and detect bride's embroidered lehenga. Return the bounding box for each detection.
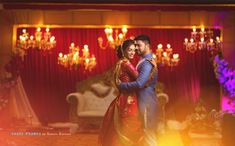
[99,59,145,146]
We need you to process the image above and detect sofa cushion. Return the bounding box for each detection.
[78,110,106,117]
[83,91,105,111]
[104,95,115,105]
[90,82,112,97]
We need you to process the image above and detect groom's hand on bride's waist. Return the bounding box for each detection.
[146,58,157,68]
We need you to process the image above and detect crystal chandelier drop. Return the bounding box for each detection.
[58,43,96,71]
[153,44,180,67]
[184,26,222,53]
[98,26,128,49]
[16,28,56,51]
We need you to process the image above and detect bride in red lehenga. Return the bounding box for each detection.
[99,39,145,146]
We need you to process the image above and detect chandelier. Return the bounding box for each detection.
[16,27,56,51]
[183,26,222,53]
[98,26,128,49]
[153,44,180,67]
[58,43,97,71]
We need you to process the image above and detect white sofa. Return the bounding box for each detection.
[66,76,118,130]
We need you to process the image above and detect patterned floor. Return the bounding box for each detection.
[0,126,222,146]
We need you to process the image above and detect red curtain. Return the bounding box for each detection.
[17,27,220,122]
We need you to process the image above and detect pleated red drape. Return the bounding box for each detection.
[17,27,220,122]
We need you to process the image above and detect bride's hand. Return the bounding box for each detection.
[115,78,121,87]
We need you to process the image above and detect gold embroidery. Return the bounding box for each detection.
[127,96,134,104]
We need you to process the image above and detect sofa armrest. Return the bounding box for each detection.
[66,92,86,114]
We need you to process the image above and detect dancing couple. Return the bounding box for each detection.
[99,35,159,146]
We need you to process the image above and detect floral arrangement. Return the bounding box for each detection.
[0,54,23,111]
[184,100,226,134]
[4,54,23,78]
[213,53,235,104]
[0,76,15,110]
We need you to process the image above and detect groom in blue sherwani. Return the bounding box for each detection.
[119,35,159,146]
